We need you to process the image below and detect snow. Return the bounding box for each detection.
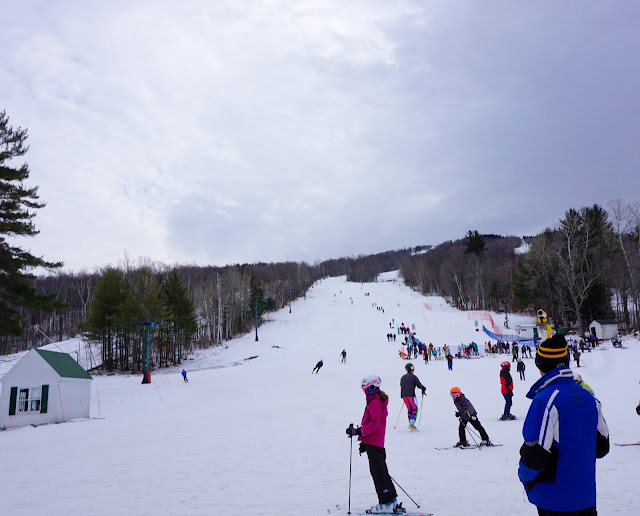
[1,275,638,515]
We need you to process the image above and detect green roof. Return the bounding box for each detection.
[35,349,92,380]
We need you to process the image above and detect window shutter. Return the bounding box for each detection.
[9,387,17,416]
[41,385,49,414]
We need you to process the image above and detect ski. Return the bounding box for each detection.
[435,443,503,450]
[614,442,640,446]
[329,503,433,515]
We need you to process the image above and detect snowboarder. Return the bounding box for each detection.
[181,369,188,383]
[450,387,492,447]
[312,359,323,374]
[346,375,403,514]
[400,363,426,431]
[518,333,609,515]
[516,358,525,381]
[500,361,515,420]
[340,349,347,364]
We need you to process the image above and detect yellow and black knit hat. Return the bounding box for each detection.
[535,334,569,373]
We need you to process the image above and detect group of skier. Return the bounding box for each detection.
[346,332,612,515]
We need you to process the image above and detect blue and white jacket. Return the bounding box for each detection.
[518,366,609,512]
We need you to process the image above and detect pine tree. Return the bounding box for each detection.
[463,230,486,255]
[0,110,62,336]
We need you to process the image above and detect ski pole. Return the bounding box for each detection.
[462,418,480,448]
[390,475,420,508]
[348,424,354,515]
[393,403,403,429]
[417,394,425,431]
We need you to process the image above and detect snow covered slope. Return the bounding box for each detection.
[0,275,638,515]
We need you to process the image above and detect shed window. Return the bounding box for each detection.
[17,387,42,413]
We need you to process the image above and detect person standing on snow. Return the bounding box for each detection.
[346,376,403,514]
[518,333,609,515]
[340,349,347,364]
[450,387,492,447]
[446,351,453,370]
[181,369,188,382]
[517,358,526,381]
[500,361,515,420]
[312,359,323,374]
[400,363,426,431]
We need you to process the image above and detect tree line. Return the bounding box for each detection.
[400,201,640,334]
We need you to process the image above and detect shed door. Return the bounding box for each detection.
[41,385,49,414]
[9,387,18,416]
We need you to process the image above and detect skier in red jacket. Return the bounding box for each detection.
[500,361,515,420]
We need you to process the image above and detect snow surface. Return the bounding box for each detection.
[1,274,638,516]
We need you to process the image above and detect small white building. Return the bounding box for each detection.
[589,320,619,340]
[516,324,541,341]
[0,349,92,429]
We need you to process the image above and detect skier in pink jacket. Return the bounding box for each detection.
[346,375,402,514]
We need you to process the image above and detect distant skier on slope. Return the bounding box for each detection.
[450,386,492,448]
[340,349,347,364]
[400,363,426,431]
[312,359,324,374]
[517,358,526,381]
[346,375,403,514]
[500,361,515,420]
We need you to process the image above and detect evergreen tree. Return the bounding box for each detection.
[463,230,486,255]
[0,110,62,336]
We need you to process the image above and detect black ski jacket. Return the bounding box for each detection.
[400,373,426,398]
[453,394,477,422]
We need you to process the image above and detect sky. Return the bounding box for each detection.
[2,1,640,272]
[0,273,637,515]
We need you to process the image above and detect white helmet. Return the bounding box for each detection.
[361,375,381,395]
[574,373,583,384]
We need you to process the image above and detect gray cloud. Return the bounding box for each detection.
[2,1,639,271]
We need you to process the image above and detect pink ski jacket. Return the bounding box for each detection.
[359,393,388,448]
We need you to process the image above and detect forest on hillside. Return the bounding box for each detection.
[2,201,639,374]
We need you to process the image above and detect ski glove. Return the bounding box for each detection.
[346,426,362,437]
[421,388,427,395]
[455,411,461,417]
[359,442,366,455]
[636,403,640,416]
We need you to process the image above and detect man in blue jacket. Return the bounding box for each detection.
[518,334,609,515]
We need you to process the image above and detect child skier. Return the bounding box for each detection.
[346,375,404,514]
[181,369,188,383]
[446,352,453,371]
[400,363,426,431]
[500,361,515,420]
[516,358,525,381]
[450,387,492,447]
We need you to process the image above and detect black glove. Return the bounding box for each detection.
[636,404,640,416]
[359,442,366,455]
[421,388,427,395]
[346,425,362,437]
[455,411,460,417]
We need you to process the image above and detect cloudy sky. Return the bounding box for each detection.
[2,1,639,272]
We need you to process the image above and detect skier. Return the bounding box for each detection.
[512,342,519,362]
[346,376,404,514]
[518,333,609,515]
[573,349,581,367]
[450,387,492,447]
[400,363,426,431]
[516,358,526,381]
[500,361,515,420]
[446,351,453,371]
[340,349,347,364]
[574,373,594,394]
[181,369,188,383]
[312,359,324,374]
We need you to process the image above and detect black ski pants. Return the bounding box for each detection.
[459,418,490,442]
[537,506,596,516]
[364,444,397,505]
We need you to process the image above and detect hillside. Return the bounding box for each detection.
[0,273,638,515]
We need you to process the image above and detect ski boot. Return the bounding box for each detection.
[366,498,399,514]
[408,419,417,432]
[480,439,493,447]
[454,441,469,448]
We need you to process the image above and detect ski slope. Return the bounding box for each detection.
[1,274,638,515]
